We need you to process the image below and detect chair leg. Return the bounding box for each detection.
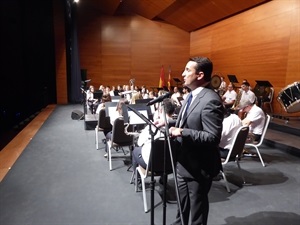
[135,169,138,192]
[236,161,246,184]
[130,171,134,184]
[107,142,113,171]
[254,146,266,167]
[95,127,99,150]
[220,170,231,193]
[141,176,148,212]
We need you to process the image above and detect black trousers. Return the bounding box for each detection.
[172,171,213,225]
[132,146,147,172]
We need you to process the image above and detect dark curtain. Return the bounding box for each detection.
[64,0,82,103]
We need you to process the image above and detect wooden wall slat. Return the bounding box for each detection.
[54,0,299,116]
[76,14,190,90]
[191,0,300,116]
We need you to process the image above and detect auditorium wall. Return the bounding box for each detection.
[54,0,300,116]
[54,6,190,104]
[190,0,300,116]
[76,13,190,91]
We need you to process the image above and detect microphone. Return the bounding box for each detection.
[146,92,171,106]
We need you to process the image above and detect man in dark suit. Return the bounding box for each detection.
[169,57,224,225]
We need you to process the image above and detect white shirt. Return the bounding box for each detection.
[138,124,164,164]
[110,109,122,126]
[171,92,182,105]
[223,90,237,103]
[240,90,256,105]
[219,114,242,149]
[245,104,265,135]
[218,81,227,91]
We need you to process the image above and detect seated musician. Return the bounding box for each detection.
[239,100,266,156]
[222,83,237,109]
[219,108,242,159]
[104,98,128,158]
[86,85,99,114]
[218,76,227,96]
[131,98,176,189]
[254,85,271,108]
[171,86,182,106]
[235,82,256,119]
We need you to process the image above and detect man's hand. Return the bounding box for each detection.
[169,127,183,137]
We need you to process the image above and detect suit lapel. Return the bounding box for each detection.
[175,93,191,127]
[178,89,208,128]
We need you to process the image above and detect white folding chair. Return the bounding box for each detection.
[135,137,175,212]
[245,114,271,167]
[220,126,249,193]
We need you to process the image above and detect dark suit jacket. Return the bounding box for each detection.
[175,88,224,180]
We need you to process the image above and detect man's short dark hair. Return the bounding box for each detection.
[242,81,250,87]
[189,57,213,82]
[163,98,176,116]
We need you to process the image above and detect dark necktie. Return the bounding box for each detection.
[181,93,193,123]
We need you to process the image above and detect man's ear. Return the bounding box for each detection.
[197,72,204,80]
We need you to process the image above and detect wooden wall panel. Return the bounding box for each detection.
[286,3,300,85]
[191,0,300,116]
[76,14,190,90]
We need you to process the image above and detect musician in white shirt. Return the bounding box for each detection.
[222,83,237,108]
[86,85,98,114]
[131,98,176,179]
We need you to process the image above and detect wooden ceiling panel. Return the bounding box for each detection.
[123,0,175,19]
[78,0,271,32]
[80,0,121,15]
[158,0,270,32]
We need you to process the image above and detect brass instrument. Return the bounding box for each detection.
[129,78,135,87]
[231,89,243,110]
[124,123,140,137]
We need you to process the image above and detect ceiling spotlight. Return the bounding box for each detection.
[74,0,79,3]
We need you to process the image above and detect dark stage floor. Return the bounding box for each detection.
[0,104,299,225]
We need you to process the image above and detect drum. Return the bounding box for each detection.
[211,75,221,89]
[277,82,300,113]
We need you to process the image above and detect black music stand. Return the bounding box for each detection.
[93,90,103,102]
[227,74,239,83]
[173,78,182,87]
[255,80,273,87]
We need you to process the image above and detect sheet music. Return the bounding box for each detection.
[128,110,148,125]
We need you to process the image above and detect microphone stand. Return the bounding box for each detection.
[126,104,184,225]
[126,105,159,225]
[149,123,158,225]
[161,103,184,225]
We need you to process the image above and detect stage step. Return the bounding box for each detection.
[264,117,300,157]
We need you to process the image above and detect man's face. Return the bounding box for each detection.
[241,84,248,91]
[182,61,203,90]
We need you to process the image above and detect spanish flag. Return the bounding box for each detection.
[159,65,165,88]
[167,66,171,91]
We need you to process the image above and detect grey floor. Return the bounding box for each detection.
[0,104,300,225]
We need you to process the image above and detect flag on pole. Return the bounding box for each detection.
[159,65,165,88]
[167,66,171,91]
